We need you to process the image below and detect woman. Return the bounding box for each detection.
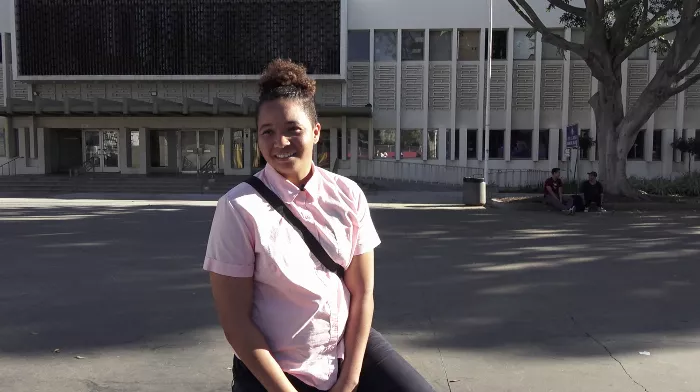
[204,59,434,392]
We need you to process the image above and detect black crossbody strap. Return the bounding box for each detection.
[245,176,345,279]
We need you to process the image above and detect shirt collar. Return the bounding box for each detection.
[262,163,320,203]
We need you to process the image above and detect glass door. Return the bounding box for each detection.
[180,130,219,173]
[83,130,120,172]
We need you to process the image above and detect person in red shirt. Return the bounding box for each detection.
[543,168,576,215]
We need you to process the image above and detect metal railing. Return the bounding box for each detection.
[0,157,23,176]
[69,156,98,177]
[356,159,549,189]
[199,157,217,178]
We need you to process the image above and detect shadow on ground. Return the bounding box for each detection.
[1,201,699,360]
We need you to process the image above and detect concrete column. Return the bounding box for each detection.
[2,33,12,107]
[646,51,657,163]
[661,128,674,176]
[36,128,46,174]
[549,128,559,171]
[223,128,233,174]
[350,128,359,175]
[243,128,252,174]
[139,128,148,174]
[395,29,402,161]
[476,27,485,163]
[118,127,129,172]
[505,27,514,162]
[532,32,543,162]
[450,28,458,164]
[562,28,572,162]
[423,28,430,162]
[438,127,447,164]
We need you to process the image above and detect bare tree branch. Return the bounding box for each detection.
[546,0,586,18]
[509,0,589,59]
[675,54,700,81]
[614,22,681,67]
[668,70,700,95]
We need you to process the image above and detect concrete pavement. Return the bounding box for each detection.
[1,196,699,392]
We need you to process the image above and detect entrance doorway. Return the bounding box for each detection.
[83,130,120,172]
[180,130,218,173]
[56,130,83,173]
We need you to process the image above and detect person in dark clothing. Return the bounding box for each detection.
[579,171,605,211]
[543,168,575,215]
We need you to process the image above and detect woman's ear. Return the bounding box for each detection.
[312,122,322,144]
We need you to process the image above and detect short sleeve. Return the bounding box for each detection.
[203,196,255,277]
[352,186,381,256]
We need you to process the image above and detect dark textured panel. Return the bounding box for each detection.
[15,0,341,76]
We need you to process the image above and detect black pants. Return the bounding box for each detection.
[231,328,435,392]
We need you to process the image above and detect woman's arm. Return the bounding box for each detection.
[209,272,298,392]
[332,251,375,392]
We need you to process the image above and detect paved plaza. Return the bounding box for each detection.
[1,195,699,392]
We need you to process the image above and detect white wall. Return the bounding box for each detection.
[348,0,565,29]
[0,0,12,33]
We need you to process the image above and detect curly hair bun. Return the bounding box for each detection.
[259,58,316,98]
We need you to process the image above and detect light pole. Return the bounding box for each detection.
[483,0,493,185]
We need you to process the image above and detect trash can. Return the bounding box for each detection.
[462,177,487,206]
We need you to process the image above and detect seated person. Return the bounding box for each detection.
[579,171,605,211]
[543,168,576,215]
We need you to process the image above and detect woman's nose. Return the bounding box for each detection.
[273,134,290,148]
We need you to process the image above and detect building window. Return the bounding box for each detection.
[539,130,550,160]
[457,30,480,61]
[455,129,461,160]
[466,129,477,159]
[401,30,425,61]
[0,129,6,157]
[231,129,244,169]
[513,30,536,60]
[400,129,423,159]
[429,30,452,61]
[542,29,564,59]
[652,129,663,161]
[485,130,505,159]
[485,30,508,60]
[375,30,397,61]
[510,130,532,159]
[348,30,370,62]
[446,129,452,160]
[628,130,645,160]
[358,129,369,159]
[127,129,140,168]
[427,129,439,159]
[373,129,396,159]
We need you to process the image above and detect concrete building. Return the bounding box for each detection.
[1,0,697,186]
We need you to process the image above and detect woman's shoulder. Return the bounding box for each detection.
[218,179,268,212]
[315,167,365,199]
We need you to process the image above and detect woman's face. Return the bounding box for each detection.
[257,99,320,185]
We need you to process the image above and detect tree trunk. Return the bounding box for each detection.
[593,79,639,196]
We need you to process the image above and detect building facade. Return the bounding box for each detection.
[1,0,697,185]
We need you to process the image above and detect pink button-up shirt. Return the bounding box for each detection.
[203,164,381,390]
